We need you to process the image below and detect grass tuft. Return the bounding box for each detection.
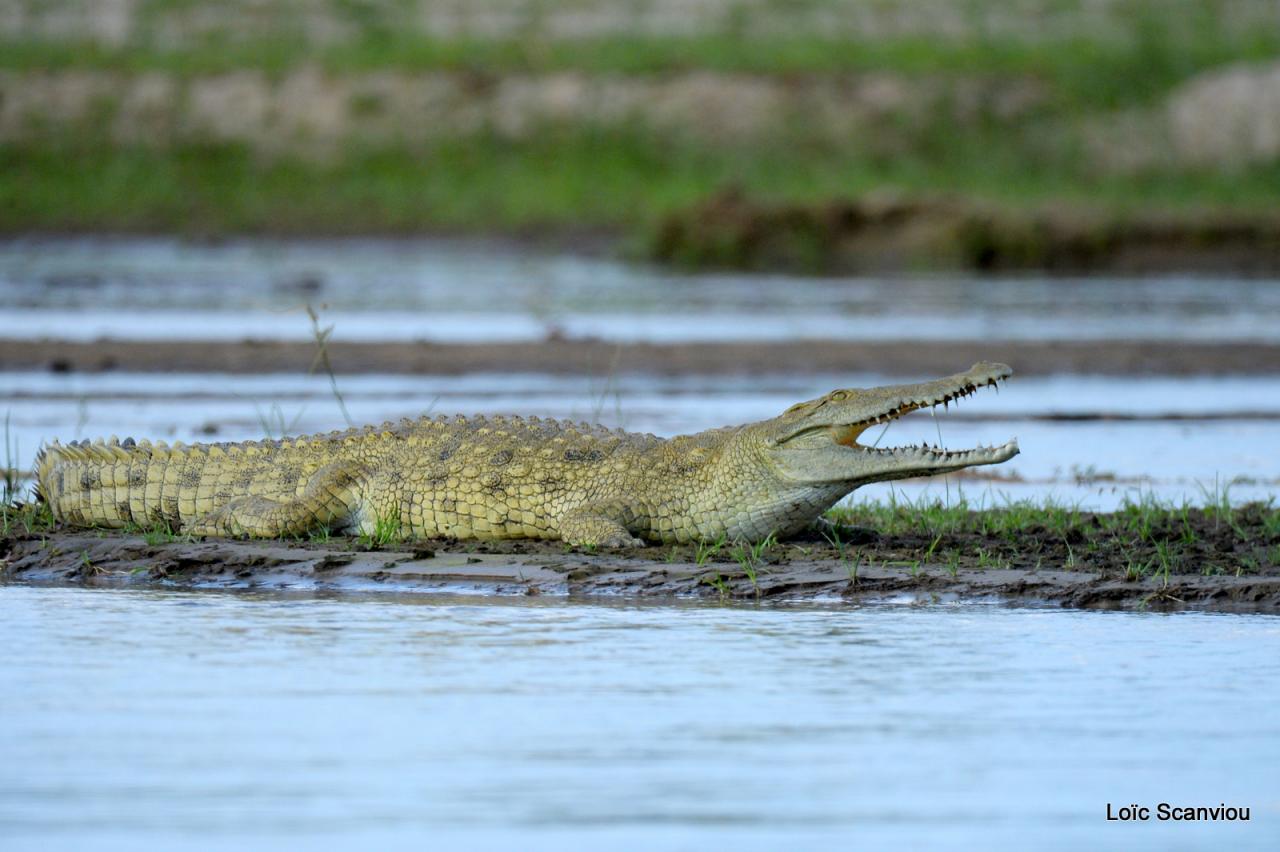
[358,513,406,549]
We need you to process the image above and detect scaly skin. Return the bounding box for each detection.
[34,363,1019,546]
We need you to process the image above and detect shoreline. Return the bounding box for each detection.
[5,529,1278,614]
[5,339,1280,377]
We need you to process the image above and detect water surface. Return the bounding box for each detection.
[1,587,1275,850]
[5,236,1280,343]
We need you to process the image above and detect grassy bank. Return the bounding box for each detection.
[825,494,1280,580]
[6,22,1279,111]
[6,136,1280,239]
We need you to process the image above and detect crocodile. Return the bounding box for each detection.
[34,362,1018,546]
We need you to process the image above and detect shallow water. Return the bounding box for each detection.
[0,586,1275,850]
[5,236,1280,343]
[5,371,1278,509]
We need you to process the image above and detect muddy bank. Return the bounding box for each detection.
[652,192,1280,275]
[5,528,1278,613]
[5,338,1280,377]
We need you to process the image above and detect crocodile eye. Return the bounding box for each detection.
[829,391,848,401]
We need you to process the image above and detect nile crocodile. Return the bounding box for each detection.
[35,362,1018,546]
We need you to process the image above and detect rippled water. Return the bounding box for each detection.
[5,236,1280,343]
[1,587,1275,850]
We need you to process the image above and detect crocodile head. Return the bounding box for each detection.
[756,361,1019,486]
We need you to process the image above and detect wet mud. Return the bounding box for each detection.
[5,523,1278,613]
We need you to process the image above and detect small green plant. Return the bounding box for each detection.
[945,550,961,577]
[824,525,865,583]
[1,501,54,537]
[739,557,759,596]
[358,513,405,549]
[694,533,726,567]
[729,532,777,594]
[78,550,105,577]
[751,532,778,563]
[1153,538,1175,587]
[1125,559,1150,582]
[1235,554,1260,576]
[1178,503,1198,545]
[842,549,862,584]
[700,571,730,599]
[146,520,184,546]
[823,524,846,558]
[1261,502,1280,538]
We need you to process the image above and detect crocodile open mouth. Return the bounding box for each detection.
[782,364,1019,464]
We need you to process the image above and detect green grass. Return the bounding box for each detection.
[1,500,56,538]
[4,12,1278,112]
[5,134,1279,239]
[357,513,406,549]
[729,531,777,595]
[118,517,194,545]
[695,533,727,568]
[827,491,1280,579]
[699,570,731,599]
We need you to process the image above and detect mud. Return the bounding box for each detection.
[652,191,1280,275]
[5,338,1279,377]
[5,525,1278,613]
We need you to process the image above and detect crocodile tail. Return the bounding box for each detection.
[32,443,53,504]
[35,437,176,529]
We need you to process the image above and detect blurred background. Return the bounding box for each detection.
[2,0,1279,506]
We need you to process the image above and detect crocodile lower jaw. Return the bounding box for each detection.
[856,439,1020,464]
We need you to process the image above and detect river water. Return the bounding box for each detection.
[5,235,1280,343]
[2,587,1276,850]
